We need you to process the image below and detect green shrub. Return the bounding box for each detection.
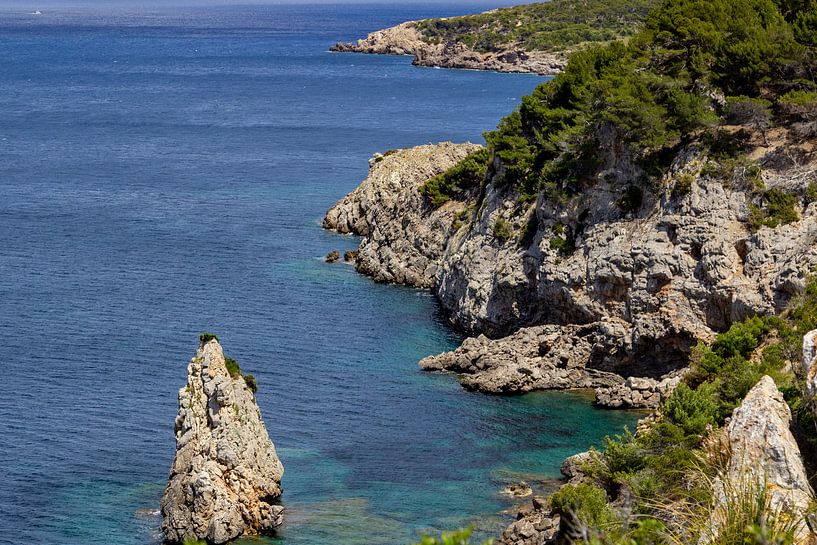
[748,188,799,231]
[224,356,241,379]
[451,207,468,231]
[412,527,491,545]
[663,383,718,436]
[243,374,258,394]
[805,181,817,204]
[492,217,513,241]
[199,332,219,344]
[779,89,817,106]
[600,428,645,476]
[549,483,615,531]
[712,316,767,359]
[674,173,694,196]
[617,186,643,213]
[420,149,491,207]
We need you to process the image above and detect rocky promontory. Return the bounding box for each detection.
[161,337,284,544]
[324,129,817,407]
[330,21,566,76]
[324,142,481,288]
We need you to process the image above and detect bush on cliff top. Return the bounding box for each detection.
[224,356,241,379]
[419,148,491,207]
[199,332,219,343]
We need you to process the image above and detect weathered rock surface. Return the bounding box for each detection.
[323,142,481,287]
[705,376,815,543]
[161,339,284,544]
[497,495,558,545]
[330,21,566,76]
[419,321,683,407]
[326,132,817,394]
[804,329,817,396]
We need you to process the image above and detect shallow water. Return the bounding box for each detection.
[0,4,638,545]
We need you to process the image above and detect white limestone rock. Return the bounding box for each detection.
[160,339,284,544]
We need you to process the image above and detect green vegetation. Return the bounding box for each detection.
[492,217,513,241]
[182,539,207,545]
[452,206,475,231]
[748,188,799,231]
[243,374,258,394]
[548,221,575,255]
[617,186,643,213]
[550,276,817,544]
[199,332,219,344]
[411,527,492,545]
[432,0,817,220]
[414,0,657,53]
[224,356,241,379]
[420,149,491,207]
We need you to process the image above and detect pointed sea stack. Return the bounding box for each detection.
[161,336,284,544]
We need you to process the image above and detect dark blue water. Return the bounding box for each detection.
[0,5,637,545]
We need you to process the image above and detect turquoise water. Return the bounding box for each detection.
[0,4,638,545]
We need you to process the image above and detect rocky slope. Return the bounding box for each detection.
[500,375,817,545]
[324,134,817,405]
[161,338,284,544]
[330,21,566,76]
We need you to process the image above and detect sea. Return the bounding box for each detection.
[0,4,638,545]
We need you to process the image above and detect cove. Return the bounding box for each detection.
[0,4,639,545]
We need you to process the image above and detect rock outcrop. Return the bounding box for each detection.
[161,339,284,544]
[497,495,559,545]
[418,321,684,407]
[325,135,817,396]
[323,142,481,288]
[705,376,815,543]
[330,21,566,76]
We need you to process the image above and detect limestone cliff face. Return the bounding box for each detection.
[324,138,817,399]
[323,142,481,288]
[705,376,815,543]
[330,21,566,76]
[161,339,284,544]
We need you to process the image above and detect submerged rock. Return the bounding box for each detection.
[160,338,284,544]
[705,376,815,543]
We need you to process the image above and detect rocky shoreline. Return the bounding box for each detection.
[330,21,566,76]
[324,122,817,406]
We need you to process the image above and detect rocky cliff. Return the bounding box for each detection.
[330,22,566,76]
[324,135,817,405]
[161,338,284,544]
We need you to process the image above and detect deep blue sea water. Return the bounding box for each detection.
[0,4,638,545]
